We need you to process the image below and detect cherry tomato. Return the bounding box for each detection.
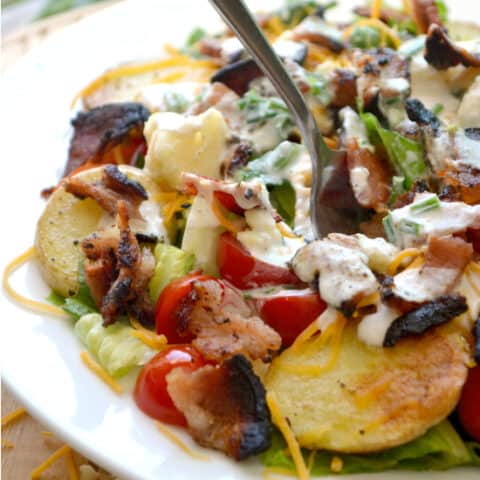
[134,346,206,426]
[218,232,302,290]
[213,191,245,215]
[458,364,480,441]
[155,272,213,343]
[257,291,326,347]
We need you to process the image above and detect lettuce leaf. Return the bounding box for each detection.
[262,421,480,475]
[75,313,158,377]
[47,260,97,320]
[361,112,427,189]
[148,243,195,303]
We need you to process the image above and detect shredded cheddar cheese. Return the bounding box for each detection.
[211,195,246,233]
[1,407,26,428]
[371,0,383,20]
[387,248,421,276]
[155,422,209,461]
[71,54,217,107]
[276,222,302,239]
[3,247,66,317]
[162,193,192,225]
[266,391,309,480]
[330,456,343,473]
[130,317,168,350]
[353,376,392,409]
[66,447,79,480]
[80,351,123,394]
[31,445,72,479]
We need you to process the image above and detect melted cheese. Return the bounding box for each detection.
[292,240,378,307]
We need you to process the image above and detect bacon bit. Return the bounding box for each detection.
[345,139,392,210]
[425,24,480,70]
[439,164,480,205]
[64,102,149,177]
[330,69,357,109]
[167,355,272,460]
[411,0,444,34]
[176,279,281,362]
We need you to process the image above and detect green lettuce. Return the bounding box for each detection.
[262,421,480,475]
[47,260,97,320]
[361,112,427,189]
[148,243,195,303]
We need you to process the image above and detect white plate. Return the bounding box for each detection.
[1,1,478,479]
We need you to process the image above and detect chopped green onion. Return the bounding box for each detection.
[432,103,444,116]
[410,195,441,215]
[389,176,407,205]
[399,219,422,236]
[382,213,396,244]
[349,26,381,49]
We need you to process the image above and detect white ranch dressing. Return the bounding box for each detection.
[357,303,400,347]
[292,239,378,308]
[389,193,480,248]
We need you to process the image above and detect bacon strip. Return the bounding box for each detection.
[65,102,150,176]
[425,24,480,70]
[411,0,444,33]
[167,355,271,460]
[176,279,281,362]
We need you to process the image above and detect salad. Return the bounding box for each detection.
[4,0,480,478]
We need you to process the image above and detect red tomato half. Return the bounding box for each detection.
[213,191,245,215]
[218,232,302,289]
[257,291,326,347]
[134,346,206,427]
[155,272,213,343]
[458,364,480,441]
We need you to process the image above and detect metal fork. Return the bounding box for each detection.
[209,0,356,238]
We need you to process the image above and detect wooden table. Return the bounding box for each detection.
[2,5,119,477]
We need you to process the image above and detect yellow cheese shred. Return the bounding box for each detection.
[66,447,79,480]
[31,445,72,479]
[71,54,217,107]
[387,248,421,276]
[155,422,209,461]
[3,247,66,317]
[130,317,168,350]
[371,0,383,20]
[266,391,309,480]
[1,407,26,429]
[80,351,123,394]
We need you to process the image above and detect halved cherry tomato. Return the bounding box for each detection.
[257,290,326,347]
[458,364,480,441]
[218,232,302,290]
[155,272,213,343]
[134,346,206,426]
[213,191,245,215]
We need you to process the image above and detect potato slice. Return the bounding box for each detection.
[265,320,469,453]
[35,166,161,297]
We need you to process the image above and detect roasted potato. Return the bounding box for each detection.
[265,320,469,453]
[35,166,161,297]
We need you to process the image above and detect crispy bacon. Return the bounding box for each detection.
[81,201,154,326]
[223,142,253,177]
[330,69,358,109]
[411,0,444,34]
[292,19,345,53]
[353,48,409,110]
[64,164,147,218]
[345,139,392,210]
[166,355,271,460]
[210,59,263,96]
[425,24,480,70]
[65,102,150,176]
[175,279,281,362]
[439,164,480,205]
[425,236,473,272]
[383,294,468,347]
[405,98,440,133]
